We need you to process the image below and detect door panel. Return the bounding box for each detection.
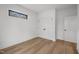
[64,16,77,43]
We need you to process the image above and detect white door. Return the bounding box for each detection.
[64,16,77,43]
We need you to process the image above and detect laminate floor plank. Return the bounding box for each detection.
[14,39,47,54]
[24,40,51,54]
[0,38,77,54]
[6,38,43,54]
[36,41,55,54]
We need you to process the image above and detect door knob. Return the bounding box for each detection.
[43,28,46,30]
[64,29,66,31]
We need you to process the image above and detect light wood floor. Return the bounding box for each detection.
[0,37,78,54]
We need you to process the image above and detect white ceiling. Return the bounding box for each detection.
[20,4,76,13]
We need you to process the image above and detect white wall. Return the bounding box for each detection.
[77,4,79,53]
[0,4,38,48]
[38,9,56,41]
[56,5,77,40]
